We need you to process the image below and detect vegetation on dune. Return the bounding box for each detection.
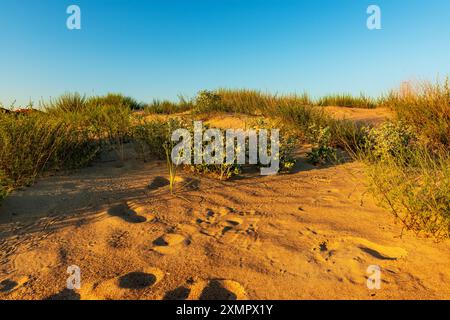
[0,80,448,239]
[361,79,450,239]
[316,93,377,109]
[0,111,98,188]
[379,79,450,149]
[145,96,193,114]
[0,93,133,199]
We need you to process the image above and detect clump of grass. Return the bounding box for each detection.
[91,104,132,163]
[43,92,88,114]
[0,92,136,198]
[361,79,450,239]
[0,112,99,188]
[364,144,449,239]
[379,78,450,149]
[145,96,193,114]
[133,118,189,161]
[88,93,144,110]
[316,93,377,109]
[191,89,313,115]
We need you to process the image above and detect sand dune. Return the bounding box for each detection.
[1,111,449,300]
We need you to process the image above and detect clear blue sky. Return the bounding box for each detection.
[0,0,449,106]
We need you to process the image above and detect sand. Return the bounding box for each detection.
[0,109,449,300]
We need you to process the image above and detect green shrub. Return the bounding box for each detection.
[194,90,223,114]
[361,111,449,239]
[364,121,417,164]
[306,125,337,165]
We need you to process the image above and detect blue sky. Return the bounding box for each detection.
[0,0,449,106]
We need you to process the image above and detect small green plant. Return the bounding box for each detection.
[145,96,193,114]
[306,125,337,165]
[379,78,450,149]
[194,90,223,114]
[364,121,417,164]
[250,118,297,172]
[164,141,177,194]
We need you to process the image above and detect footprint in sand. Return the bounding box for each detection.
[195,208,259,248]
[107,201,154,223]
[351,237,407,260]
[46,288,81,300]
[151,232,191,255]
[148,176,169,190]
[312,236,408,285]
[315,236,407,261]
[164,279,247,300]
[81,267,164,300]
[0,276,29,294]
[148,176,200,191]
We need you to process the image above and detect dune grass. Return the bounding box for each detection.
[0,93,134,197]
[379,78,450,149]
[145,96,193,114]
[360,79,450,239]
[316,93,377,109]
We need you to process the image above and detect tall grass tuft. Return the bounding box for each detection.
[145,96,193,114]
[316,93,377,109]
[364,144,449,239]
[379,78,450,149]
[193,89,313,115]
[88,93,145,110]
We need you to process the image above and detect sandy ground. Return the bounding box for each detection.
[1,109,449,300]
[322,106,393,126]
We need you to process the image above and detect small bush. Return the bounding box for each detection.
[194,90,223,114]
[362,113,449,239]
[249,118,297,172]
[364,121,417,164]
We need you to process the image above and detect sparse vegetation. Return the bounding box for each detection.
[361,79,450,239]
[306,126,337,165]
[379,78,450,149]
[316,93,377,109]
[145,96,193,114]
[1,81,449,240]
